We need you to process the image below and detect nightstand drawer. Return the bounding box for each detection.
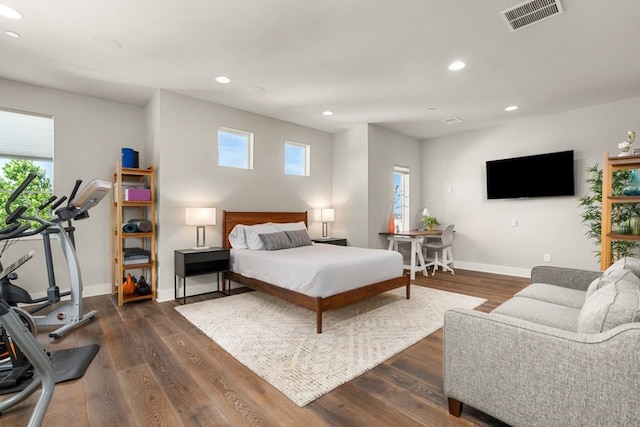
[312,238,347,246]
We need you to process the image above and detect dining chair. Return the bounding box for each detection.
[422,224,455,276]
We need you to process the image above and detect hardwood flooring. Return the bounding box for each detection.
[0,269,528,426]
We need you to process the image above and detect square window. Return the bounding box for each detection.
[218,127,254,169]
[0,108,54,225]
[284,141,310,176]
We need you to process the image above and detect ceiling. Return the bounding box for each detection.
[0,0,639,140]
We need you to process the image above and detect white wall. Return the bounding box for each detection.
[422,96,640,276]
[150,91,333,300]
[332,124,369,247]
[0,78,145,298]
[367,124,422,249]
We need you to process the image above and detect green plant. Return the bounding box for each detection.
[421,215,439,230]
[577,163,640,262]
[0,159,53,227]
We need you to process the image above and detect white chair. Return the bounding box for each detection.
[423,224,455,276]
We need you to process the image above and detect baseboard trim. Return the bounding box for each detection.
[454,261,530,278]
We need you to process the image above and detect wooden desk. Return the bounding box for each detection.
[379,230,442,280]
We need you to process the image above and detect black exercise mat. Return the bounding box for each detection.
[0,343,99,395]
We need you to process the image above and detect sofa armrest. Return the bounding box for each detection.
[530,265,602,291]
[443,308,640,427]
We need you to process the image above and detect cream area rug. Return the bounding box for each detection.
[175,285,485,406]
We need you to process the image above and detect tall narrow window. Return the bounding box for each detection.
[393,166,410,231]
[0,108,54,224]
[284,141,310,176]
[218,127,254,169]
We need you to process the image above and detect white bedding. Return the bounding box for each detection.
[230,243,404,298]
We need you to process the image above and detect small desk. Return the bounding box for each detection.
[379,230,443,280]
[174,248,230,304]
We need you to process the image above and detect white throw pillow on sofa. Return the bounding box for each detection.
[577,278,640,333]
[586,268,640,299]
[604,257,640,279]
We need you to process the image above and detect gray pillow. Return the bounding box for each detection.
[577,278,640,333]
[258,231,294,251]
[285,229,312,247]
[586,269,640,299]
[604,257,640,278]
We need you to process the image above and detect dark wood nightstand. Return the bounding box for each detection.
[174,247,230,304]
[312,237,347,246]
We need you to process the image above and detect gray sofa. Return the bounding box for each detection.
[443,259,640,427]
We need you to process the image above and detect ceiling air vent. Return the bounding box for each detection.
[501,0,563,32]
[441,117,462,125]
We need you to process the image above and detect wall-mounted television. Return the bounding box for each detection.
[486,150,574,199]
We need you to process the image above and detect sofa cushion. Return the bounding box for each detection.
[491,296,581,332]
[604,257,640,278]
[586,268,640,299]
[577,279,640,333]
[515,283,586,309]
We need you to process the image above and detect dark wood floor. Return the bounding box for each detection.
[0,269,528,426]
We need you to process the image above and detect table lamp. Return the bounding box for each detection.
[321,208,335,238]
[186,207,216,250]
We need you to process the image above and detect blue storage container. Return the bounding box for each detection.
[122,148,136,168]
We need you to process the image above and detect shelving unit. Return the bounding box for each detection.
[600,151,640,270]
[111,161,156,306]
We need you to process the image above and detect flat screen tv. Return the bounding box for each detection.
[486,150,574,199]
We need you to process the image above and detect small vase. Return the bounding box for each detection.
[388,212,395,233]
[631,217,640,235]
[623,170,640,196]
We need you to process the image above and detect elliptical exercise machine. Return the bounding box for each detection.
[0,173,111,338]
[0,233,54,426]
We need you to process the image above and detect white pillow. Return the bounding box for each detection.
[274,221,307,232]
[228,224,248,249]
[245,223,279,250]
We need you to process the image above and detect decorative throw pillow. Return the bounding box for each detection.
[228,224,248,249]
[245,223,279,250]
[274,221,307,232]
[577,278,640,333]
[604,257,640,279]
[258,231,294,251]
[285,229,312,247]
[586,269,640,299]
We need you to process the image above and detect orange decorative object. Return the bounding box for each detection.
[388,211,395,233]
[123,274,136,296]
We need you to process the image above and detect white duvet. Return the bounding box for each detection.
[230,243,404,298]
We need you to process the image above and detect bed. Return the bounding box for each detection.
[223,210,410,333]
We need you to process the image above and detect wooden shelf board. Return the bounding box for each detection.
[607,232,640,241]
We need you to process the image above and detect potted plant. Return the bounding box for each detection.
[421,215,440,231]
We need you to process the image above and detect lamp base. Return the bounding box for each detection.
[191,246,210,251]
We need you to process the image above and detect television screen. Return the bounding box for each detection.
[486,150,574,199]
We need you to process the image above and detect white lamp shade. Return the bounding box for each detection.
[321,208,335,222]
[186,207,216,225]
[422,207,431,217]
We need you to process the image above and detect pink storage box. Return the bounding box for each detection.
[124,188,151,201]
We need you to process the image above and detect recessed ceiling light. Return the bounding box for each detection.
[0,4,22,20]
[504,105,519,111]
[5,31,19,38]
[427,107,436,112]
[215,76,231,84]
[322,111,334,116]
[448,61,466,71]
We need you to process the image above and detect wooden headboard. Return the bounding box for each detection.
[222,211,308,248]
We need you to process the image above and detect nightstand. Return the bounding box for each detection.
[312,237,347,246]
[174,247,230,304]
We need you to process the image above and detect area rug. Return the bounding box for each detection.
[175,286,485,406]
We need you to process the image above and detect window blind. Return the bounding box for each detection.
[0,108,53,160]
